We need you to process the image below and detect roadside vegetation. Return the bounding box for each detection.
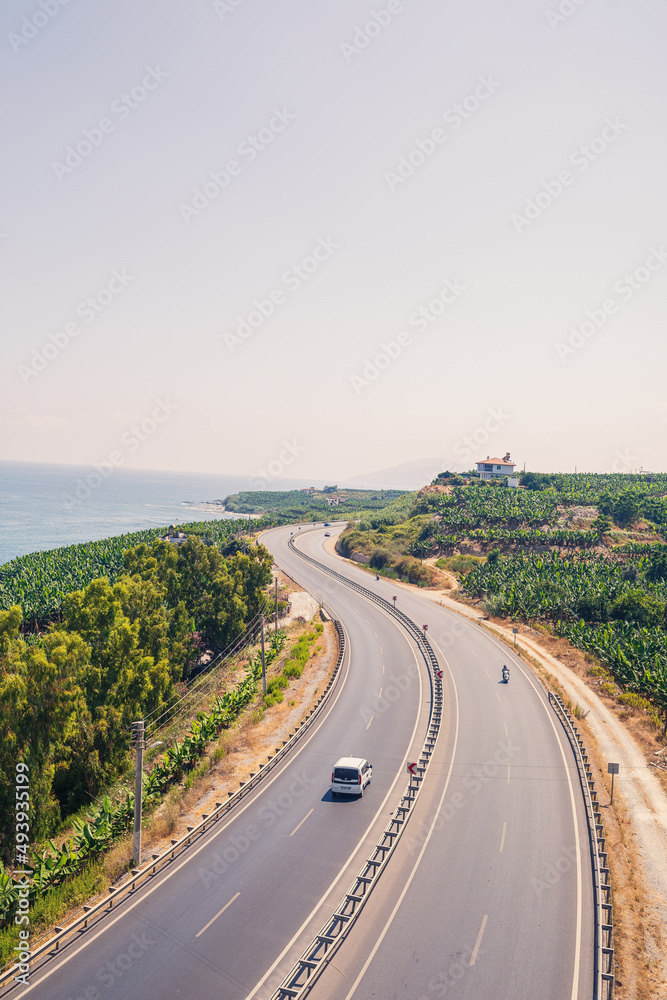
[0,516,283,630]
[337,470,667,735]
[222,487,405,518]
[0,532,274,861]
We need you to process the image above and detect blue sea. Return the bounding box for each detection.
[0,461,325,566]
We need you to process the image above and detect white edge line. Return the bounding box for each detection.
[343,637,459,1000]
[499,821,507,853]
[17,592,355,996]
[479,627,582,1000]
[243,612,426,1000]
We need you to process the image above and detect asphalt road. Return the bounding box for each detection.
[6,526,435,1000]
[5,522,594,1000]
[286,523,595,1000]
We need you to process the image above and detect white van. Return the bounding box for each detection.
[331,757,372,798]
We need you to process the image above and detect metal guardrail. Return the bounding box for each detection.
[0,620,347,990]
[266,537,444,999]
[549,692,614,1000]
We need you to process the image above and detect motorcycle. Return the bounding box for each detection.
[502,666,509,684]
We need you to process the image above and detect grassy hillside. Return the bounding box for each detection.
[222,488,406,517]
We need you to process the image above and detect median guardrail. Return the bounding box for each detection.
[549,692,614,1000]
[267,535,444,999]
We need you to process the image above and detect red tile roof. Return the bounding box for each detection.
[476,458,515,466]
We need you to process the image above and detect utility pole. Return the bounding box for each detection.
[260,614,266,696]
[131,721,145,866]
[274,576,278,634]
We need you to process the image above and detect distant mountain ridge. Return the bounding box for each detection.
[343,457,446,491]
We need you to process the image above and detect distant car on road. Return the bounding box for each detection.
[331,757,372,798]
[324,532,330,537]
[324,522,331,527]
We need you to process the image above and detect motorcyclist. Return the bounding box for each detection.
[502,665,510,682]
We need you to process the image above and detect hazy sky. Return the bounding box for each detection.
[2,0,666,485]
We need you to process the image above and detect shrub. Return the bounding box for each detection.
[283,660,303,679]
[370,547,392,569]
[618,691,653,712]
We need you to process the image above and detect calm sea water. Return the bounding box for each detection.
[0,461,323,565]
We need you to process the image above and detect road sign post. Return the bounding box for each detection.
[607,762,620,804]
[131,720,145,866]
[393,596,397,608]
[407,762,417,777]
[260,614,266,696]
[512,626,518,648]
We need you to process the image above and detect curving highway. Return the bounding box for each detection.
[279,522,595,1000]
[3,522,594,1000]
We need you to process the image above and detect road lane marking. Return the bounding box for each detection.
[471,649,478,658]
[290,809,313,837]
[380,646,383,653]
[196,892,240,938]
[507,763,511,784]
[365,716,373,730]
[342,637,458,1000]
[484,667,490,678]
[499,822,507,853]
[479,629,583,1000]
[374,631,378,637]
[378,687,383,699]
[496,691,501,703]
[382,664,385,674]
[244,624,426,1000]
[16,605,356,997]
[504,721,508,739]
[365,618,370,624]
[469,914,488,966]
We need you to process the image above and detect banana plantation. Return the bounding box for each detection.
[0,516,275,630]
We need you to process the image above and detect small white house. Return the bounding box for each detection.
[327,497,341,506]
[476,453,516,481]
